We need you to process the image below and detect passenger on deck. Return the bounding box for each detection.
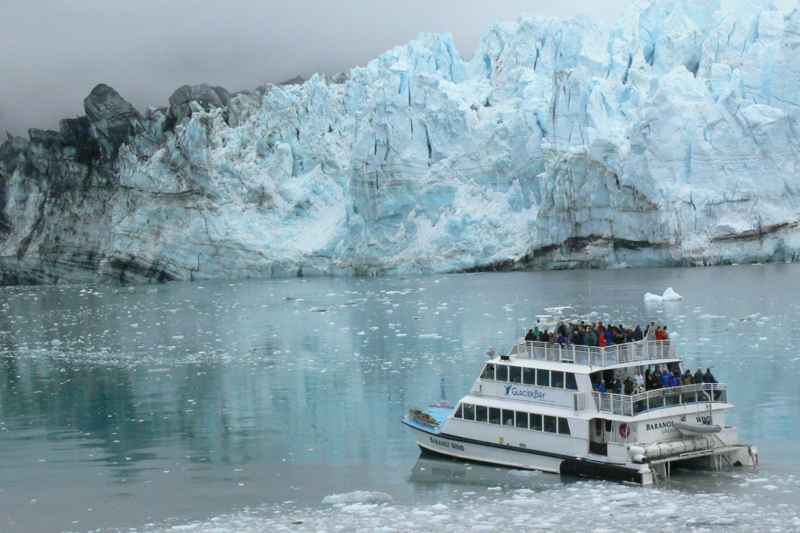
[633,325,643,341]
[605,328,614,346]
[594,380,607,393]
[703,368,717,384]
[624,376,634,395]
[525,329,536,342]
[587,327,598,346]
[660,368,672,388]
[598,331,608,347]
[651,369,662,390]
[670,370,682,387]
[694,368,705,384]
[682,369,694,384]
[633,371,647,394]
[645,322,657,340]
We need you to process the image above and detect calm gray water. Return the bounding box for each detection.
[1,265,799,532]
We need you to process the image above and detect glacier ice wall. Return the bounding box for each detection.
[3,0,800,284]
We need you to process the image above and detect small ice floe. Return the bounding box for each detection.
[662,287,683,301]
[544,306,572,314]
[644,287,683,304]
[321,491,393,505]
[643,292,663,304]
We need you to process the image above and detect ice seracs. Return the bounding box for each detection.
[3,0,800,284]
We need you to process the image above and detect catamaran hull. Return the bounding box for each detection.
[404,422,652,485]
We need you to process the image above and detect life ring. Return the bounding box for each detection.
[619,423,631,439]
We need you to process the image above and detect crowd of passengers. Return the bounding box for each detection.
[524,320,669,347]
[591,364,718,396]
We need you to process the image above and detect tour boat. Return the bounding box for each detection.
[402,334,758,485]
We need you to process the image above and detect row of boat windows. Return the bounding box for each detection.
[454,403,571,435]
[481,363,578,391]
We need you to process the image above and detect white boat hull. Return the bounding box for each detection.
[404,421,652,485]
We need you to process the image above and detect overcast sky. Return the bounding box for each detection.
[0,0,796,136]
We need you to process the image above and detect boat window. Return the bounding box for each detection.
[502,409,515,426]
[558,417,571,435]
[531,413,543,431]
[480,364,495,380]
[463,403,475,421]
[489,407,501,424]
[454,403,463,418]
[476,405,488,422]
[536,369,550,387]
[516,412,529,429]
[523,368,536,385]
[509,366,522,383]
[544,415,557,433]
[551,371,564,389]
[565,372,578,390]
[495,365,509,382]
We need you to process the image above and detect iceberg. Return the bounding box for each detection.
[644,292,664,304]
[661,287,683,301]
[2,0,800,284]
[644,287,684,303]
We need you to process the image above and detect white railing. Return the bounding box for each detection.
[509,339,676,368]
[592,383,728,416]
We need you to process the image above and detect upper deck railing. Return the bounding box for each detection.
[592,383,728,417]
[509,339,676,368]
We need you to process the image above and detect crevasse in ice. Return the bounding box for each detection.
[2,0,800,283]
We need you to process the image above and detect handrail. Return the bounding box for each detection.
[592,383,728,417]
[509,339,677,368]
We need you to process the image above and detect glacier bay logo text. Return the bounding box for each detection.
[504,385,546,400]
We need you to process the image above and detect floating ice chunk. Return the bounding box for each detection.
[645,288,683,304]
[661,288,683,301]
[322,491,393,505]
[544,306,573,314]
[644,292,663,304]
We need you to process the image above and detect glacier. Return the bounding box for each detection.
[2,0,800,284]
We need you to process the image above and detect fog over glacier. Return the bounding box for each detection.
[0,0,688,135]
[2,0,800,284]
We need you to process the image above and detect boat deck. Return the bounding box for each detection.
[403,406,454,434]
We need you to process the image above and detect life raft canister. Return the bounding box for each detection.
[619,423,631,439]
